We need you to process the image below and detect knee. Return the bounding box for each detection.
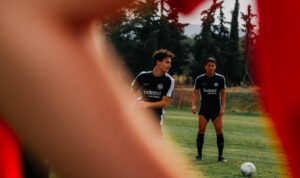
[215,129,223,135]
[198,128,206,134]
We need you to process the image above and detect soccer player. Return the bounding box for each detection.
[131,49,175,132]
[191,57,227,162]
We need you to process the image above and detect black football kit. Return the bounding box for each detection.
[131,71,175,125]
[194,72,226,162]
[194,73,226,121]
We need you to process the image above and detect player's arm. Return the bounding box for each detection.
[219,88,226,117]
[192,89,200,114]
[129,74,144,101]
[136,96,171,109]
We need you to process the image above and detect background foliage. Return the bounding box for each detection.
[102,0,257,86]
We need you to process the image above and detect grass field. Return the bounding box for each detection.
[163,107,289,178]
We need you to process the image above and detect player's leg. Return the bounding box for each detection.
[212,116,226,162]
[196,115,208,160]
[212,116,223,134]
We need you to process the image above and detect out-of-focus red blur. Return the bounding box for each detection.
[255,1,300,177]
[168,0,205,14]
[0,119,22,178]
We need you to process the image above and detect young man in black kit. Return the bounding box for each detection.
[131,49,175,131]
[191,57,227,162]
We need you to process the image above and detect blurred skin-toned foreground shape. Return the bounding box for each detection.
[0,0,200,178]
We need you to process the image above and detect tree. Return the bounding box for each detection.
[241,5,257,85]
[212,6,230,78]
[227,0,242,86]
[162,0,190,75]
[102,0,191,76]
[192,0,223,79]
[102,7,136,75]
[129,0,161,75]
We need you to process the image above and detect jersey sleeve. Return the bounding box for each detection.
[131,72,143,91]
[220,75,226,89]
[194,76,201,90]
[165,78,175,97]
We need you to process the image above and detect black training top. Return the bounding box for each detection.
[131,71,175,116]
[194,73,226,107]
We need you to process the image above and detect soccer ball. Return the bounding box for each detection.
[240,162,256,177]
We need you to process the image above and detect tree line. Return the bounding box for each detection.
[102,0,257,86]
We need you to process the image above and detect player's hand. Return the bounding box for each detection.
[191,106,197,114]
[219,108,225,117]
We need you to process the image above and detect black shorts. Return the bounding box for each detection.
[198,105,220,122]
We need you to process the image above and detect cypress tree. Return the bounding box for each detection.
[212,6,229,78]
[228,0,242,86]
[241,5,257,85]
[192,0,223,79]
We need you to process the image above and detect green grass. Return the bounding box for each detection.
[162,108,289,178]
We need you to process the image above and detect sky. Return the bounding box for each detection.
[179,0,258,25]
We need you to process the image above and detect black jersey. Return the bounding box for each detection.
[194,73,226,107]
[131,71,175,116]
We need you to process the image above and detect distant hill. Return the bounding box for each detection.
[184,24,246,37]
[183,24,201,37]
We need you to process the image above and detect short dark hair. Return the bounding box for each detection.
[152,49,175,66]
[204,57,217,65]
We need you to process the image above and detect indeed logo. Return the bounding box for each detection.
[144,90,161,98]
[203,88,217,95]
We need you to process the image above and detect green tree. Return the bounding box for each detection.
[227,0,242,85]
[192,0,223,79]
[102,7,137,74]
[160,0,190,75]
[129,0,160,74]
[102,0,191,76]
[212,6,230,78]
[241,5,257,85]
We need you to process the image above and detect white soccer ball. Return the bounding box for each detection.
[240,162,256,177]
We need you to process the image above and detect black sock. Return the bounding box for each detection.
[196,133,204,156]
[217,134,224,157]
